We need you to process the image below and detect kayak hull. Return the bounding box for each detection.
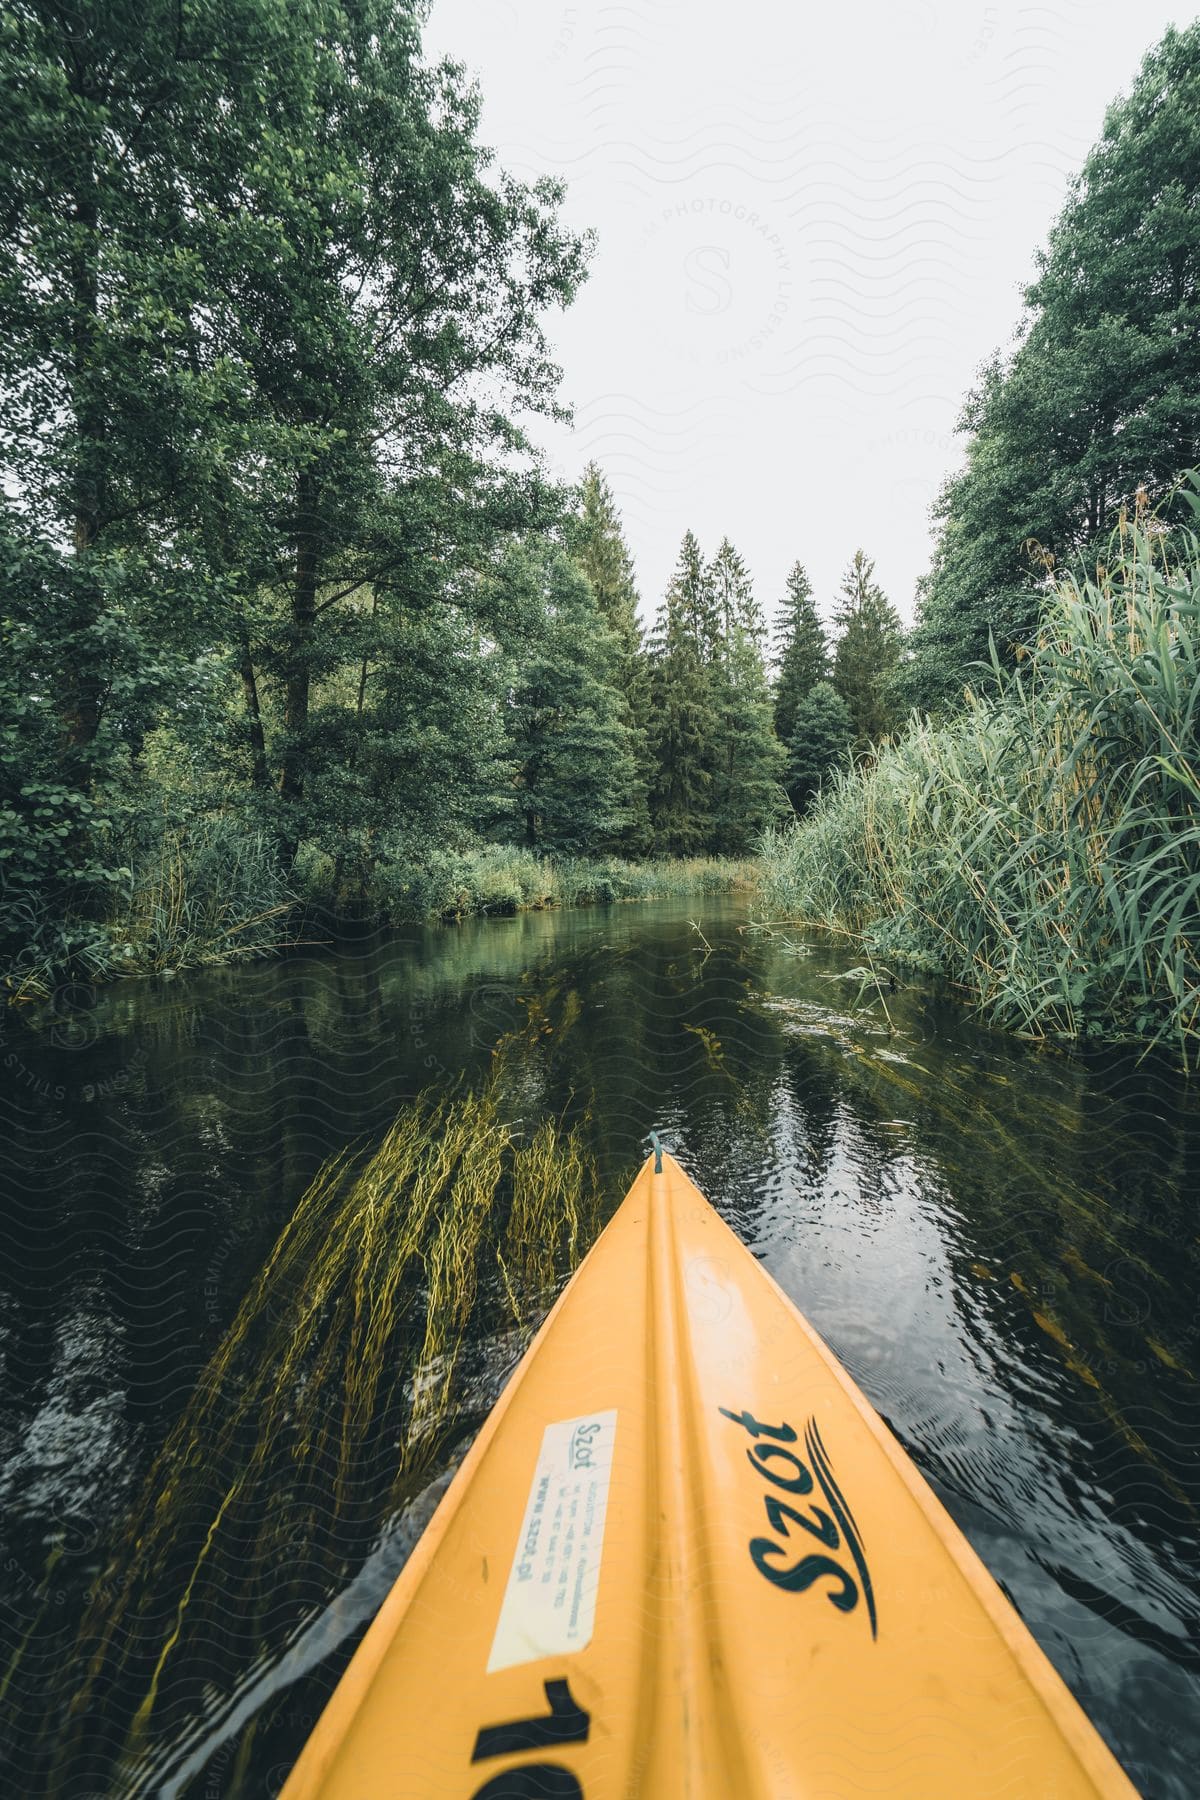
[280,1151,1138,1798]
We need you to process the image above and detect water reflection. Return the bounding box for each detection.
[1,898,1198,1796]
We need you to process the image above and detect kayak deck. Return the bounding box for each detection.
[280,1149,1137,1798]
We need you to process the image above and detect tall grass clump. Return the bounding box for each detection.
[760,495,1200,1060]
[113,816,297,973]
[4,813,297,1001]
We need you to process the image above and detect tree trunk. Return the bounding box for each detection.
[278,469,320,860]
[239,643,270,791]
[356,591,379,720]
[62,177,107,757]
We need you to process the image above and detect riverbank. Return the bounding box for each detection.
[759,515,1200,1063]
[2,843,758,1005]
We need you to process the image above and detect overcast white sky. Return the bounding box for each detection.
[424,1,1195,631]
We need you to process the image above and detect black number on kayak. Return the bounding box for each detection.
[471,1770,582,1798]
[721,1407,879,1640]
[471,1678,590,1762]
[469,1677,589,1798]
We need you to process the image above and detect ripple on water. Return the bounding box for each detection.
[1,898,1197,1797]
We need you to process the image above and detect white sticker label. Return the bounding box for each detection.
[487,1410,618,1673]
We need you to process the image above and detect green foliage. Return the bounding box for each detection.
[368,843,553,920]
[293,592,513,896]
[492,542,636,853]
[831,550,903,749]
[198,3,591,853]
[772,561,828,748]
[566,466,654,851]
[112,818,295,975]
[0,521,191,972]
[761,504,1200,1059]
[706,539,788,852]
[785,682,853,815]
[647,531,718,853]
[0,0,594,982]
[908,22,1200,708]
[356,845,755,922]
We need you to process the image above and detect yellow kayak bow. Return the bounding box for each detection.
[280,1148,1138,1798]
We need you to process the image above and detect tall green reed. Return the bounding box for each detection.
[760,495,1200,1060]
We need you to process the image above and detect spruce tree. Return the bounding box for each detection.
[773,562,828,748]
[669,528,721,660]
[787,682,853,814]
[566,465,654,852]
[500,544,636,852]
[831,551,904,751]
[706,539,787,853]
[708,536,760,648]
[647,532,717,853]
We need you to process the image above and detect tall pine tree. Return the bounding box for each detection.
[566,465,654,852]
[787,682,852,814]
[706,539,786,853]
[648,532,717,853]
[497,543,636,852]
[831,551,903,751]
[773,562,828,749]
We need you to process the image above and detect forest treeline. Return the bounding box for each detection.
[3,6,1200,1030]
[0,0,901,988]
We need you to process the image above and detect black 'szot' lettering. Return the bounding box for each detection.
[746,1442,814,1494]
[718,1408,797,1443]
[764,1492,839,1550]
[750,1537,859,1611]
[721,1403,876,1635]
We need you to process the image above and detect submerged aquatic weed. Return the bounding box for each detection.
[501,1118,590,1321]
[53,1074,600,1793]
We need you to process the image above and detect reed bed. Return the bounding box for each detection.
[759,507,1200,1060]
[51,1075,598,1793]
[360,843,757,920]
[3,816,297,1001]
[115,820,297,975]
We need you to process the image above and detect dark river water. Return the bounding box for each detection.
[1,897,1198,1798]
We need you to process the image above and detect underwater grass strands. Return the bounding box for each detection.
[50,1075,599,1794]
[503,1119,592,1321]
[760,504,1200,1061]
